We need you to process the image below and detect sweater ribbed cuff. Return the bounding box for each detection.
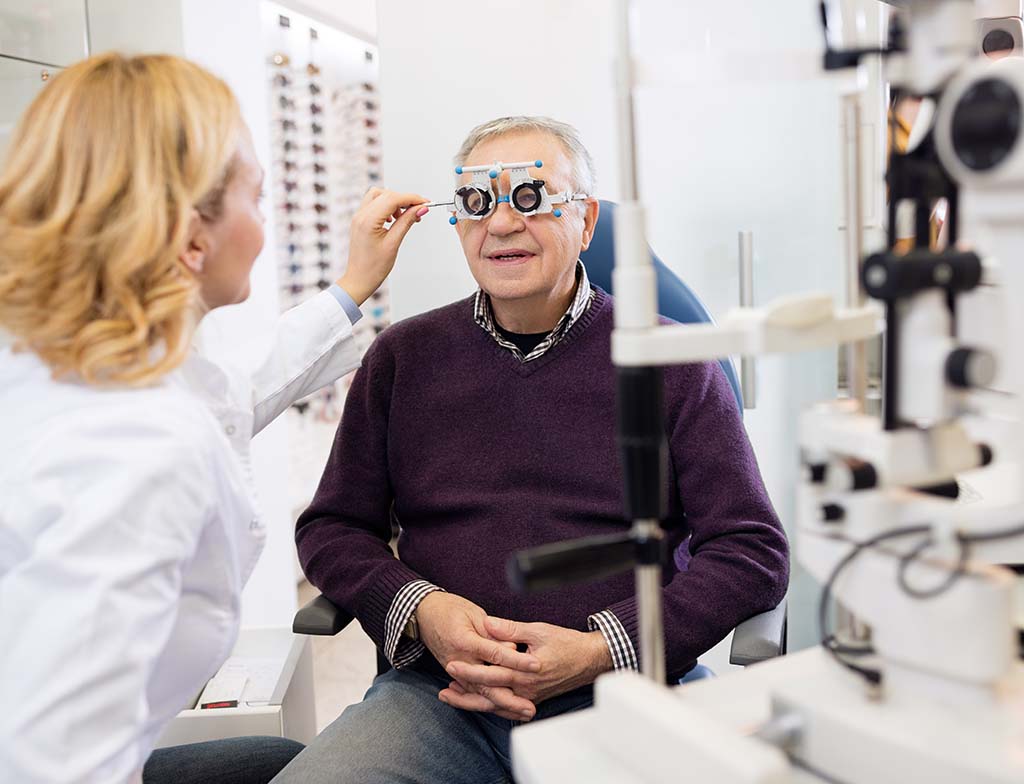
[588,609,639,672]
[385,580,444,669]
[359,561,430,651]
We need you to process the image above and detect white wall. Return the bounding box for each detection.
[378,0,622,320]
[282,0,377,42]
[377,0,879,666]
[86,0,183,55]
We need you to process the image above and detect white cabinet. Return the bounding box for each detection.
[0,1,88,66]
[156,628,317,747]
[0,56,58,161]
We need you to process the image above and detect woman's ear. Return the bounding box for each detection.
[178,208,208,275]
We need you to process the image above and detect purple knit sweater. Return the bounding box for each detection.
[296,288,789,681]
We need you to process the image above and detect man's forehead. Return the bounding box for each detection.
[465,132,564,165]
[460,134,570,186]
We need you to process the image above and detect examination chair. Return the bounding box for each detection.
[293,200,788,678]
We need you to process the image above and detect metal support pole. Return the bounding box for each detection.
[613,0,667,682]
[634,519,666,684]
[842,93,869,409]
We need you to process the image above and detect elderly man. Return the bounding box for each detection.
[280,116,788,783]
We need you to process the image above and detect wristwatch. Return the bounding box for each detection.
[402,612,419,641]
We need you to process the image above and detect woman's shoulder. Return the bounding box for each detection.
[0,351,229,567]
[0,348,222,482]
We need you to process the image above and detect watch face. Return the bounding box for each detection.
[404,615,418,640]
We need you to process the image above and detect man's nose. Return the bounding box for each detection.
[487,200,524,235]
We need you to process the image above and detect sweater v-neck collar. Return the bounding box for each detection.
[472,287,609,377]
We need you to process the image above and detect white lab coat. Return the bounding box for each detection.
[0,289,361,783]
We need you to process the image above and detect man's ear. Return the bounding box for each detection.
[579,198,600,252]
[453,214,468,236]
[178,208,208,276]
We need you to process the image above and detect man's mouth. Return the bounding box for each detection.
[485,249,535,264]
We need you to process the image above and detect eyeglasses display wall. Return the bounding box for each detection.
[262,3,386,514]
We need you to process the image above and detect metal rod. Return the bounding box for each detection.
[634,520,666,683]
[424,201,454,208]
[457,160,539,173]
[842,94,868,409]
[84,0,93,56]
[883,301,899,430]
[615,0,640,202]
[614,0,665,685]
[738,231,757,409]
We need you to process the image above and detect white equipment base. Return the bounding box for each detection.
[511,648,1024,783]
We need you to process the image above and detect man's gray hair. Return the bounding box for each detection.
[453,116,596,194]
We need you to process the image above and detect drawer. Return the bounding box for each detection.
[0,55,58,163]
[0,0,87,66]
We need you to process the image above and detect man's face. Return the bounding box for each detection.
[454,131,598,307]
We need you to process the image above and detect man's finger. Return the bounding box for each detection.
[473,638,540,672]
[438,686,495,713]
[448,676,535,717]
[439,686,524,721]
[446,661,524,689]
[473,684,536,718]
[484,616,541,645]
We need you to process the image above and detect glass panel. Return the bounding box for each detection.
[0,1,87,66]
[0,57,59,163]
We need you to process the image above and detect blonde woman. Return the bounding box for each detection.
[0,53,428,783]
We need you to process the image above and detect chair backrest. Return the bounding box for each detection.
[580,200,744,412]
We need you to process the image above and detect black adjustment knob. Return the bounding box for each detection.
[822,504,845,523]
[861,251,982,300]
[951,77,1021,171]
[983,28,1016,57]
[849,461,878,491]
[946,347,997,389]
[980,443,994,467]
[807,463,827,484]
[828,459,878,492]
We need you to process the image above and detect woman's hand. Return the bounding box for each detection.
[337,187,429,304]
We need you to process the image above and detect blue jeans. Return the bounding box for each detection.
[143,736,304,784]
[272,666,595,784]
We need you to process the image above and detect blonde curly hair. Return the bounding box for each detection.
[0,52,241,385]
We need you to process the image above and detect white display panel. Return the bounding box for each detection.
[0,57,58,164]
[0,0,87,65]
